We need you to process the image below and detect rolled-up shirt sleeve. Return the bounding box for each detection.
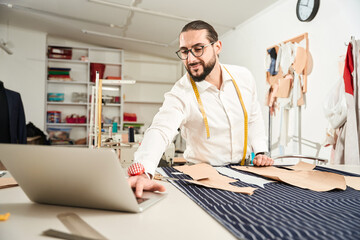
[134,86,187,176]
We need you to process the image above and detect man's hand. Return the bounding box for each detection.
[128,173,166,198]
[253,154,274,166]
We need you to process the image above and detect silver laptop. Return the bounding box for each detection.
[0,144,166,213]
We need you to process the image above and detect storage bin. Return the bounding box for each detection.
[65,115,87,124]
[123,112,137,122]
[47,127,72,145]
[47,111,61,123]
[48,46,72,59]
[90,63,105,82]
[48,93,64,102]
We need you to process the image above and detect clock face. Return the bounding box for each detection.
[296,0,320,22]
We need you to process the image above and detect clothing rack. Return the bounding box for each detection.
[266,32,309,157]
[266,32,309,92]
[344,36,355,46]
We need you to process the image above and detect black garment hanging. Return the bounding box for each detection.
[267,47,278,76]
[0,81,11,143]
[0,81,27,144]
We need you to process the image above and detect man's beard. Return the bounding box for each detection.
[186,55,216,82]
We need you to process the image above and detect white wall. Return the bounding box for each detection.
[0,23,47,130]
[220,0,360,160]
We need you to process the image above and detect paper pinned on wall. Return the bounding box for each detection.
[174,163,257,195]
[293,46,307,75]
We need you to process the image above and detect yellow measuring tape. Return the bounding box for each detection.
[189,66,248,165]
[190,79,210,139]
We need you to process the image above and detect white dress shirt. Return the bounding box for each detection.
[134,64,268,176]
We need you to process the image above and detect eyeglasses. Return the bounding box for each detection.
[176,42,215,60]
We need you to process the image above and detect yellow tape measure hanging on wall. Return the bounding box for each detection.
[190,66,248,165]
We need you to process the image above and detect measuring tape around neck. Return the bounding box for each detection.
[189,65,248,165]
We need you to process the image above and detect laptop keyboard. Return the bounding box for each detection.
[136,197,149,204]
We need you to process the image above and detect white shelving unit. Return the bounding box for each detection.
[122,52,183,131]
[45,45,124,146]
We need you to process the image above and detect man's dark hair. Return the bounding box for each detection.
[181,20,218,43]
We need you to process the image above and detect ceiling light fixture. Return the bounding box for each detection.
[0,39,13,55]
[0,2,123,29]
[82,29,169,47]
[88,0,234,29]
[89,0,193,22]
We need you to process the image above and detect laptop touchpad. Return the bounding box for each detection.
[136,198,149,204]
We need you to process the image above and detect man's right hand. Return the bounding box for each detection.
[127,173,166,198]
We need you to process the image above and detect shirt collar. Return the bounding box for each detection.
[188,64,232,93]
[195,78,213,93]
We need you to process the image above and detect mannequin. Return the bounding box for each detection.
[0,81,26,144]
[0,81,11,143]
[0,81,27,170]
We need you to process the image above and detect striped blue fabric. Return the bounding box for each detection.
[162,165,360,240]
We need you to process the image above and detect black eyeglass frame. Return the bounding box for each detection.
[175,42,215,60]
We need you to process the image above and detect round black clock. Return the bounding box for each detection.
[296,0,320,22]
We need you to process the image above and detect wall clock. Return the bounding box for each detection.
[296,0,320,22]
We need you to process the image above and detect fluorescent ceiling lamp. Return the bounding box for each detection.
[0,2,123,29]
[89,0,194,22]
[101,80,136,85]
[99,80,136,90]
[0,39,13,55]
[82,30,169,47]
[102,86,119,91]
[88,0,234,29]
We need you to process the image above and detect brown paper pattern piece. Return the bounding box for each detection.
[293,46,307,75]
[344,176,360,190]
[0,178,18,189]
[185,180,256,195]
[275,74,293,98]
[284,161,316,171]
[174,163,212,181]
[174,163,257,195]
[233,163,347,192]
[278,170,346,191]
